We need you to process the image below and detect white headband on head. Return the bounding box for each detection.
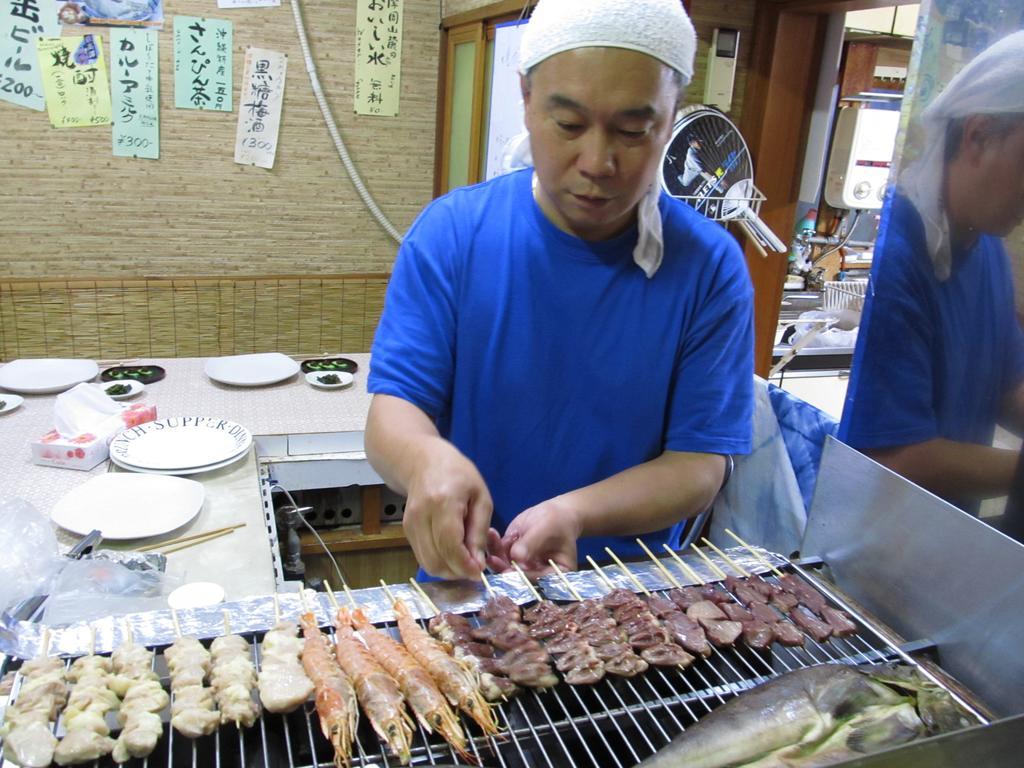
[900,30,1024,280]
[519,0,697,84]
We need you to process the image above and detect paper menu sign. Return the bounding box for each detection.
[0,0,61,111]
[173,15,232,111]
[234,46,286,169]
[111,29,158,159]
[36,34,112,127]
[353,0,402,116]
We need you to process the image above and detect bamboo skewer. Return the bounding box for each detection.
[136,522,246,553]
[546,560,582,601]
[603,547,651,596]
[324,581,340,611]
[272,592,281,624]
[635,539,684,589]
[170,608,182,639]
[479,570,494,595]
[510,562,543,603]
[724,528,786,578]
[690,545,728,580]
[700,538,750,577]
[583,556,615,592]
[408,579,441,616]
[661,543,705,585]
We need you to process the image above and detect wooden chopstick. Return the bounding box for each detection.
[160,527,239,554]
[136,522,246,552]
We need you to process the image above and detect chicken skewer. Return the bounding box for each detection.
[0,629,68,768]
[339,584,472,761]
[110,621,168,764]
[331,587,413,764]
[296,587,358,768]
[209,611,260,729]
[383,581,502,738]
[257,593,316,714]
[411,578,519,702]
[165,609,219,739]
[53,627,118,765]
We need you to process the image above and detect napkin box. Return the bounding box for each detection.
[31,403,158,470]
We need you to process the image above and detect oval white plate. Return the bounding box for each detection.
[0,394,24,414]
[204,352,300,387]
[305,371,354,389]
[110,448,250,476]
[109,417,252,471]
[51,473,204,539]
[0,359,99,394]
[96,379,145,400]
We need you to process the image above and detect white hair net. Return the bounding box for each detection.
[900,30,1024,280]
[519,0,697,84]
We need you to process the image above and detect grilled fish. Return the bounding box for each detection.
[638,663,969,768]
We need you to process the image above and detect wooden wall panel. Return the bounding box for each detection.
[1,0,442,279]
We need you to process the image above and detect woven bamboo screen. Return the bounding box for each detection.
[0,275,388,360]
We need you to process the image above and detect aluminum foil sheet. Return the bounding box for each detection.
[538,547,788,600]
[0,570,540,660]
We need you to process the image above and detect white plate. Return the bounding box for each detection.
[168,582,225,610]
[305,371,355,389]
[96,379,145,400]
[110,448,250,476]
[108,417,252,471]
[0,394,24,414]
[50,473,204,539]
[0,359,99,394]
[204,352,300,387]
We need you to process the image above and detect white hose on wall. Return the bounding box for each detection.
[289,0,405,244]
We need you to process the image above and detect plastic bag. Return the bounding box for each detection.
[790,309,860,348]
[0,498,63,614]
[42,559,181,627]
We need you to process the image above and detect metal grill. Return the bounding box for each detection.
[0,562,986,768]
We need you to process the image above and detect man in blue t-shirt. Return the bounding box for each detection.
[840,31,1024,515]
[365,0,754,580]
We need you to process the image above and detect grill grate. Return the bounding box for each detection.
[0,564,981,768]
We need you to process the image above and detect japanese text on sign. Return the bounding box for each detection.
[353,0,402,117]
[0,0,60,110]
[36,34,112,127]
[111,29,158,159]
[234,46,286,169]
[173,15,232,112]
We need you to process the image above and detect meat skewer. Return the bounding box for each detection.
[337,585,471,761]
[0,629,68,768]
[513,564,607,685]
[257,594,316,714]
[295,587,359,768]
[410,578,520,702]
[110,622,168,764]
[383,582,502,738]
[720,529,860,638]
[210,612,260,729]
[165,610,219,740]
[590,552,697,669]
[53,628,118,765]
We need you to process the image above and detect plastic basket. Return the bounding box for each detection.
[823,279,868,312]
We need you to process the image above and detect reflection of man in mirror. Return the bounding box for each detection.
[840,31,1024,528]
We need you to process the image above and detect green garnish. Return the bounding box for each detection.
[0,400,6,409]
[105,384,131,396]
[317,373,341,385]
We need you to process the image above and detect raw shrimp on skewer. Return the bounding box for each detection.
[348,605,473,761]
[333,606,414,764]
[297,610,358,768]
[390,593,501,738]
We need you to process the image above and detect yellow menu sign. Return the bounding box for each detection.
[36,35,111,128]
[353,0,402,116]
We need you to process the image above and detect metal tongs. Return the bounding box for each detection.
[6,529,104,623]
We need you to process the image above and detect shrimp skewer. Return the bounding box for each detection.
[392,597,501,737]
[297,613,358,768]
[333,607,414,764]
[348,608,473,762]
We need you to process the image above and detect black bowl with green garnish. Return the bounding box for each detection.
[100,365,166,384]
[300,358,359,374]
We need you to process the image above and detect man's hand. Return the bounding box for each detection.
[486,497,582,578]
[403,438,492,580]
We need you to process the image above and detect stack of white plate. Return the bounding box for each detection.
[109,417,252,475]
